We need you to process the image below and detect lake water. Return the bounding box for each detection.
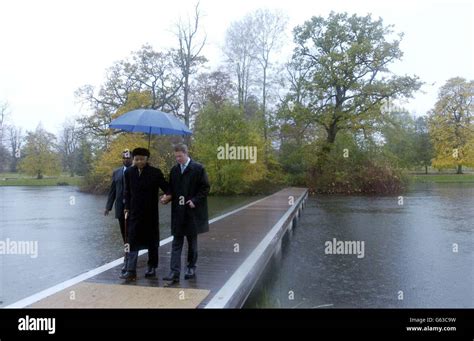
[244,183,473,308]
[1,183,472,308]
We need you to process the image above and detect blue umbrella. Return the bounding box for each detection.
[109,109,192,148]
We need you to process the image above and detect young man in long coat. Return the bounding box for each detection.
[162,143,210,283]
[122,147,169,281]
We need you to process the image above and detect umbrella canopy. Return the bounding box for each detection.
[109,109,192,148]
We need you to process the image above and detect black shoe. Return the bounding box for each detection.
[184,267,196,280]
[163,272,180,282]
[145,266,156,278]
[120,271,137,281]
[121,264,127,275]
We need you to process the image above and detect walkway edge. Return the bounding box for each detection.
[205,188,308,308]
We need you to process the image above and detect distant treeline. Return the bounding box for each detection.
[1,9,472,194]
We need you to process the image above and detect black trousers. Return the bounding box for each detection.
[120,217,158,272]
[118,217,128,267]
[126,246,159,272]
[170,234,198,274]
[118,216,126,243]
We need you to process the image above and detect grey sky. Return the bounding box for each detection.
[0,0,472,136]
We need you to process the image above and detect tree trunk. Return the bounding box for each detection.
[10,159,18,172]
[237,73,244,110]
[425,165,428,175]
[262,66,267,142]
[262,65,268,165]
[184,74,190,128]
[326,123,338,144]
[184,134,191,147]
[456,164,463,174]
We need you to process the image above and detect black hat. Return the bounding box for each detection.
[132,147,150,158]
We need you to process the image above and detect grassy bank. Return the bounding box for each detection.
[408,173,474,183]
[3,171,473,188]
[0,172,83,186]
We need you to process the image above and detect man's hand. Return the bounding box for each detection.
[186,200,195,209]
[104,209,110,216]
[124,209,129,220]
[160,194,172,205]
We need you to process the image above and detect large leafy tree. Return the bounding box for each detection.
[19,124,61,179]
[290,12,422,151]
[429,77,474,173]
[193,103,267,194]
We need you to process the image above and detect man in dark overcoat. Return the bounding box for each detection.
[104,149,132,274]
[122,147,169,281]
[162,143,210,282]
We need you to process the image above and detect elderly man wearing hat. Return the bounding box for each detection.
[104,149,133,275]
[122,147,170,281]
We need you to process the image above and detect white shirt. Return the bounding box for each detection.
[180,157,191,174]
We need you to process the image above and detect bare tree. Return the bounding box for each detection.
[75,44,183,150]
[192,70,235,110]
[223,9,288,145]
[174,2,208,129]
[131,45,183,114]
[75,60,137,150]
[59,119,80,176]
[284,60,312,107]
[75,107,114,151]
[224,15,258,111]
[0,102,10,170]
[0,101,9,145]
[8,125,23,172]
[75,59,139,115]
[251,9,288,141]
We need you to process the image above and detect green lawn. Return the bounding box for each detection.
[408,173,474,183]
[0,172,84,186]
[2,171,473,187]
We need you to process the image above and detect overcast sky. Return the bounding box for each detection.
[0,0,472,135]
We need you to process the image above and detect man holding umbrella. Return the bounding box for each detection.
[122,147,169,281]
[162,143,210,283]
[108,108,195,281]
